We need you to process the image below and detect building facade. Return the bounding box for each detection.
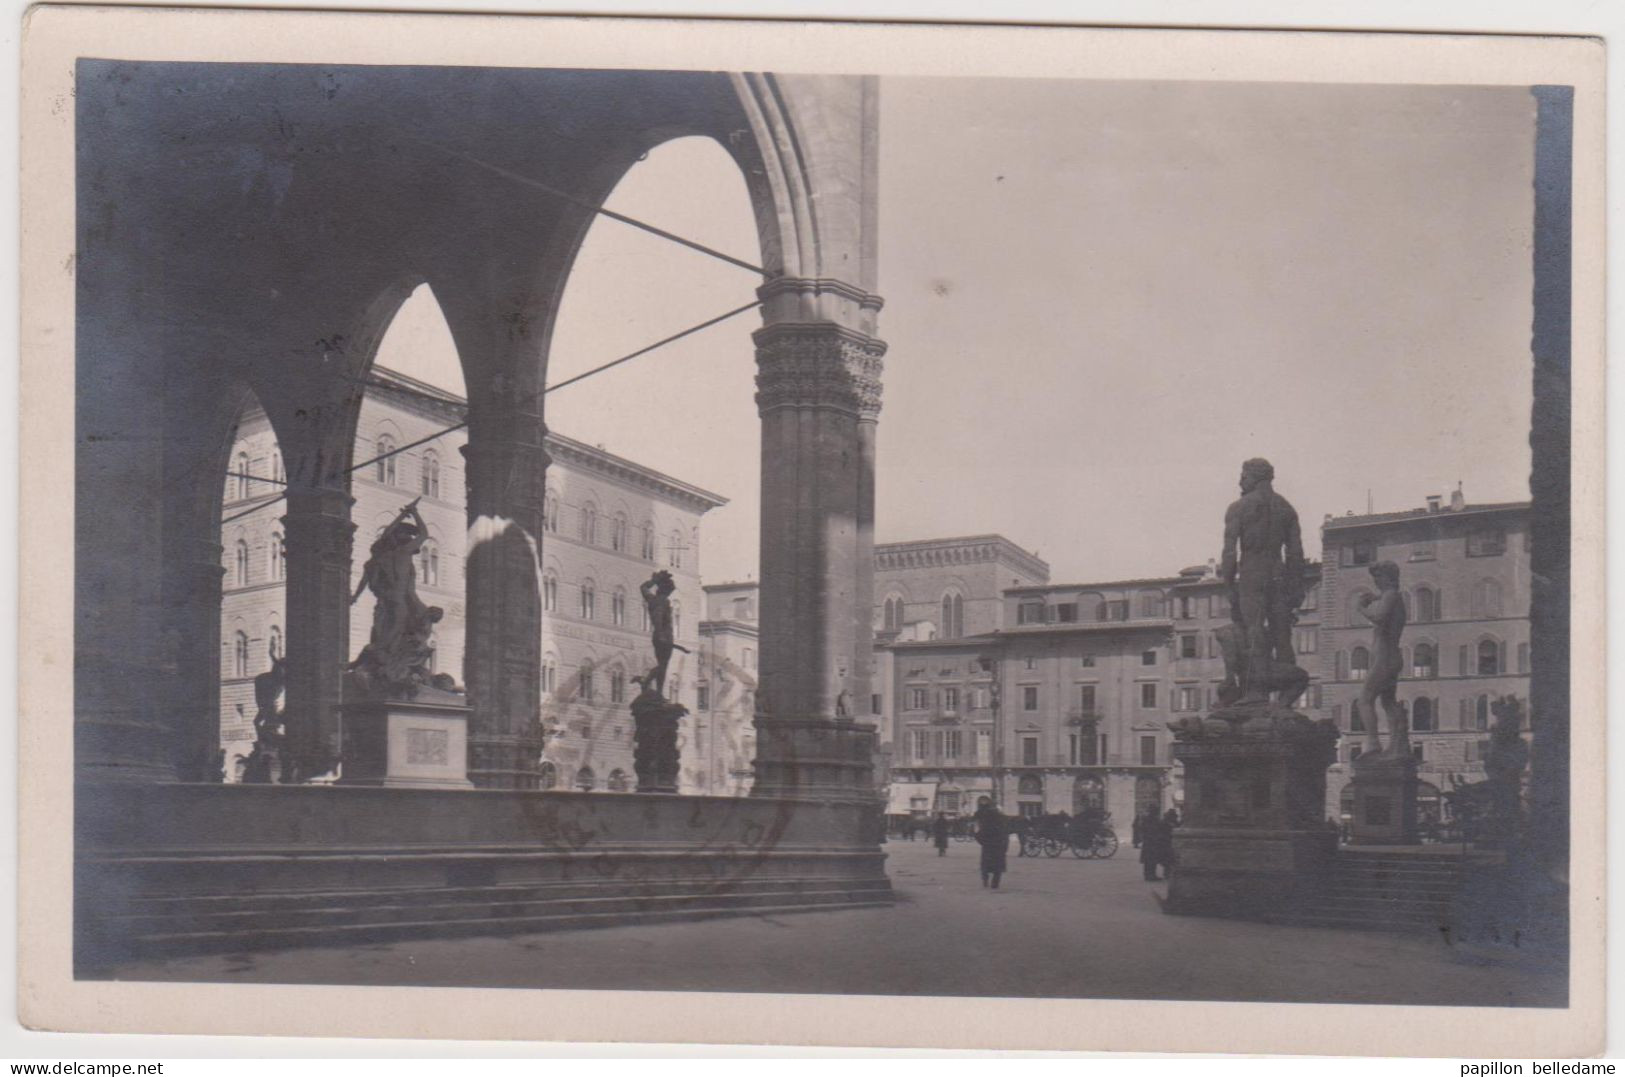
[692,582,762,797]
[881,562,1323,828]
[219,367,726,788]
[1318,492,1533,825]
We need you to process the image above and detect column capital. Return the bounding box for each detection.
[753,322,887,420]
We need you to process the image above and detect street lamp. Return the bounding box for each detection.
[978,653,1003,812]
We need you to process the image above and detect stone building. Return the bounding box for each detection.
[1318,491,1533,826]
[219,366,725,787]
[881,562,1322,828]
[693,581,762,797]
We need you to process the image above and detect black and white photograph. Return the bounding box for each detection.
[16,6,1606,1056]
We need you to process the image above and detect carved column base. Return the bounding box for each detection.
[631,695,686,794]
[1346,752,1420,845]
[750,717,879,802]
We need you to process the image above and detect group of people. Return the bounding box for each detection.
[1133,808,1181,882]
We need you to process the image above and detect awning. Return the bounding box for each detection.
[885,781,938,815]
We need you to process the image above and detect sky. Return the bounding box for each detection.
[374,78,1538,585]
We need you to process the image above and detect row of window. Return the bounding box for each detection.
[880,594,966,638]
[536,762,631,792]
[542,493,690,568]
[227,449,286,503]
[226,534,443,590]
[1014,586,1319,627]
[542,575,677,633]
[365,438,445,500]
[1341,581,1507,626]
[542,660,665,705]
[1333,639,1526,680]
[226,626,284,679]
[1339,529,1515,568]
[906,730,1169,768]
[1330,692,1512,734]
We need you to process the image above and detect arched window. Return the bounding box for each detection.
[580,503,598,545]
[882,595,903,632]
[543,490,560,533]
[579,580,596,621]
[234,540,250,587]
[579,661,596,702]
[538,761,558,790]
[1477,638,1502,676]
[233,631,250,678]
[1412,696,1435,731]
[640,522,655,561]
[233,451,251,501]
[270,449,284,486]
[418,540,439,587]
[575,766,596,792]
[1414,585,1438,623]
[1350,646,1371,679]
[1472,579,1504,619]
[612,587,626,626]
[267,624,282,660]
[940,593,964,640]
[611,513,628,553]
[541,654,557,695]
[267,532,285,581]
[607,769,630,792]
[668,529,684,569]
[610,668,626,704]
[420,450,441,499]
[1137,589,1165,618]
[1412,642,1437,679]
[374,435,397,485]
[542,572,558,613]
[1347,592,1373,627]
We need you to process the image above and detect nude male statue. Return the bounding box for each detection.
[1357,560,1408,755]
[638,570,691,700]
[1220,458,1307,704]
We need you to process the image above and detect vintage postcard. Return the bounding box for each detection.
[16,5,1606,1056]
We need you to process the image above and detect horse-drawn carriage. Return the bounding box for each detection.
[1016,811,1120,859]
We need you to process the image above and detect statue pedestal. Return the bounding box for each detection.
[338,687,474,789]
[1165,707,1339,920]
[1346,751,1420,845]
[630,694,686,793]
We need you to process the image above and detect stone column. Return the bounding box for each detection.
[161,534,227,782]
[750,277,886,800]
[280,485,355,782]
[461,406,548,789]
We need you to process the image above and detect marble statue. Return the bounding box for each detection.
[347,499,445,697]
[1220,458,1309,706]
[1356,560,1408,755]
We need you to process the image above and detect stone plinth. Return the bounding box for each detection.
[338,688,473,789]
[751,717,879,801]
[1164,707,1339,921]
[630,694,686,793]
[1346,751,1420,845]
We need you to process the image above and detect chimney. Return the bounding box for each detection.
[1450,483,1465,512]
[1426,494,1442,513]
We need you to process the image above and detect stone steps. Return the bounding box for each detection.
[83,875,895,963]
[106,898,898,962]
[1271,850,1466,933]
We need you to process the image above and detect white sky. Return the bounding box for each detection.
[374,77,1538,585]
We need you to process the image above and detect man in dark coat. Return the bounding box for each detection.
[931,813,951,856]
[973,797,1010,889]
[1140,810,1174,881]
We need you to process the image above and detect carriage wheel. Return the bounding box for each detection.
[1091,830,1119,859]
[1072,839,1094,858]
[1020,834,1043,857]
[1042,837,1064,858]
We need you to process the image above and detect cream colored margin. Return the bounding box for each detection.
[17,6,1606,1055]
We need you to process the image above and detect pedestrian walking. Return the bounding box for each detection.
[1140,809,1173,882]
[1154,808,1180,880]
[932,813,950,856]
[972,796,1010,889]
